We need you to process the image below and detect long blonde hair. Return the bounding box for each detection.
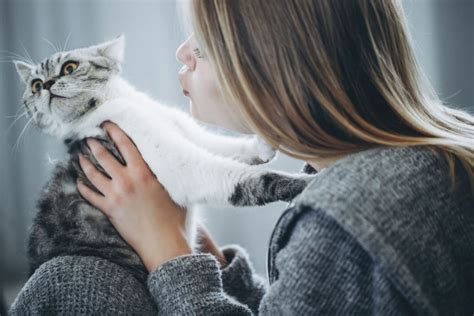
[188,0,474,193]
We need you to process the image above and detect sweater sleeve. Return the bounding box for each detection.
[147,206,413,315]
[146,244,266,315]
[146,253,253,315]
[9,255,157,315]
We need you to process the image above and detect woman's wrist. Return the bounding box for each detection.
[198,226,228,268]
[141,227,193,272]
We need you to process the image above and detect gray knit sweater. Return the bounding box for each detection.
[9,145,474,315]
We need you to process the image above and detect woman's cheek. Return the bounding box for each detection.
[189,66,243,130]
[189,83,221,124]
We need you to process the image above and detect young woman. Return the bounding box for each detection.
[10,0,473,314]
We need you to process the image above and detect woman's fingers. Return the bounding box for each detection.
[101,121,144,167]
[79,153,112,192]
[76,178,107,213]
[86,138,124,178]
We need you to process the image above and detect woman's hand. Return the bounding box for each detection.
[76,121,192,272]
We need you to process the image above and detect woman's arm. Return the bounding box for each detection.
[146,206,413,315]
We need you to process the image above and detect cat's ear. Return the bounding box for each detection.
[13,61,34,84]
[96,34,125,64]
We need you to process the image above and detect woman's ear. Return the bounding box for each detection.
[13,60,34,84]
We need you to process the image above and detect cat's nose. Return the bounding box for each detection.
[43,79,56,90]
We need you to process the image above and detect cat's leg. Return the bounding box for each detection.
[136,132,315,207]
[169,108,276,164]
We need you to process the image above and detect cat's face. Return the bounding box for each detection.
[13,35,125,135]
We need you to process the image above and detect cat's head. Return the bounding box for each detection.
[13,35,125,135]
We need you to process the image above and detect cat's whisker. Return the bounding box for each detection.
[5,104,27,118]
[41,37,60,54]
[0,60,28,65]
[0,53,32,65]
[63,30,73,52]
[3,52,33,65]
[0,49,31,59]
[12,111,36,154]
[19,41,35,65]
[6,110,29,133]
[54,39,62,53]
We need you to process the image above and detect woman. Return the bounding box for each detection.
[10,0,473,314]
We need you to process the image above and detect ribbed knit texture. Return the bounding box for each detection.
[9,145,474,315]
[9,255,157,315]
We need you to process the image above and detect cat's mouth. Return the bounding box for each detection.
[48,93,66,107]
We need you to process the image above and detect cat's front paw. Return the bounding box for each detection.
[255,137,277,163]
[234,136,277,165]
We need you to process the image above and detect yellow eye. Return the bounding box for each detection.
[31,79,43,94]
[61,61,79,75]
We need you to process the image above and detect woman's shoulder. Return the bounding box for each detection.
[295,145,470,214]
[284,145,474,314]
[292,145,473,254]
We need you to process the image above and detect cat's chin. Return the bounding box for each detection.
[33,118,65,139]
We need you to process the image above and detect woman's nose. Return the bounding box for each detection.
[176,39,195,70]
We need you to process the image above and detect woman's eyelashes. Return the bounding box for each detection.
[193,48,204,59]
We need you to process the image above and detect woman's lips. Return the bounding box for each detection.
[183,89,190,96]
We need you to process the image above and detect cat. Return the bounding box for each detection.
[13,35,316,282]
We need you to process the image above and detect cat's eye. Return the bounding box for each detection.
[61,61,79,76]
[31,79,43,94]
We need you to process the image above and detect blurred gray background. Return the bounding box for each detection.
[0,0,473,308]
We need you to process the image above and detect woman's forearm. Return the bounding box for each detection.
[141,226,193,272]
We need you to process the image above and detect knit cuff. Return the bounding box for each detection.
[147,253,223,312]
[220,244,267,313]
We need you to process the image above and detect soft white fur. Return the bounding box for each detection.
[68,75,278,207]
[15,36,312,246]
